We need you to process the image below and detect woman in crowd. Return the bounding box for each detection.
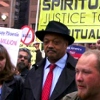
[0,44,24,100]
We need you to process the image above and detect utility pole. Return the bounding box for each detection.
[9,0,14,27]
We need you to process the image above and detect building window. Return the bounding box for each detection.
[31,23,35,29]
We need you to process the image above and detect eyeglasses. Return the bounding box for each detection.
[18,55,28,60]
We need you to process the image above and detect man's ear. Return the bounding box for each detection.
[65,41,68,46]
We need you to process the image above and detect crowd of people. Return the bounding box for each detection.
[0,20,100,100]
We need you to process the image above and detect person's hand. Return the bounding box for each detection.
[96,40,100,50]
[33,43,40,50]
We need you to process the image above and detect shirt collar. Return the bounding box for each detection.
[45,53,68,69]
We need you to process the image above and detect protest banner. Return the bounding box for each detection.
[0,27,22,66]
[21,25,35,46]
[67,45,86,59]
[37,0,100,43]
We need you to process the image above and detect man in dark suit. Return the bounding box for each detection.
[22,21,77,100]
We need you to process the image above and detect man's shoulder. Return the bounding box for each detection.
[26,60,45,77]
[67,52,78,68]
[61,91,79,100]
[14,75,24,82]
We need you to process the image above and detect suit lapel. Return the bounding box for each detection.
[1,82,13,100]
[50,65,76,100]
[29,65,44,100]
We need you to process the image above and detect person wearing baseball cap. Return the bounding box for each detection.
[22,20,77,100]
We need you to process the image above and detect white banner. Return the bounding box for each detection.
[0,27,22,66]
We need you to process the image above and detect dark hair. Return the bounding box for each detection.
[19,48,32,62]
[0,44,15,84]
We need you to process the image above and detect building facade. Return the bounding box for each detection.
[0,0,38,29]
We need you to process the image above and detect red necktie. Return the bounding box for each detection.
[41,64,56,100]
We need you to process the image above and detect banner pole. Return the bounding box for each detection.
[35,0,40,32]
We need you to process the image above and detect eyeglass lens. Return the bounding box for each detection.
[18,55,28,60]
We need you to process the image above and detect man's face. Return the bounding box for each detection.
[75,54,100,99]
[43,33,68,63]
[17,51,29,67]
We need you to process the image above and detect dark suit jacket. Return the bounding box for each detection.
[21,67,29,79]
[1,75,24,100]
[22,53,77,100]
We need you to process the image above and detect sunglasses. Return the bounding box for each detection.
[18,55,28,60]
